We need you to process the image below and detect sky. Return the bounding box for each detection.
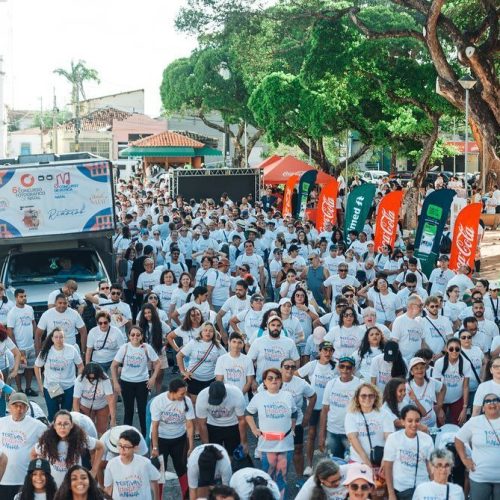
[0,0,198,117]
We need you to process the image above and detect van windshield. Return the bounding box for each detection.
[7,249,107,286]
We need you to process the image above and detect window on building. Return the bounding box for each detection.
[20,143,31,155]
[69,141,110,158]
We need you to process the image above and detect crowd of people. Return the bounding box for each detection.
[0,171,499,500]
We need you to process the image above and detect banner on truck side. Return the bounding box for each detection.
[0,161,114,239]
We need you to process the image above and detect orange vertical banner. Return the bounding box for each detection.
[449,203,482,272]
[373,190,404,252]
[316,179,339,231]
[282,175,299,217]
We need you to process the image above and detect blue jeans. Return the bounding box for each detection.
[44,386,74,422]
[0,381,14,417]
[326,431,349,459]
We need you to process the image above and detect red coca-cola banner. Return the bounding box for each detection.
[316,179,338,231]
[373,190,404,252]
[282,175,299,217]
[449,203,482,272]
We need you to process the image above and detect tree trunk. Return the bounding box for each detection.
[471,120,500,190]
[403,186,419,232]
[332,144,371,177]
[390,148,397,175]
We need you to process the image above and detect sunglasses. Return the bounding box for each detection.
[344,294,354,298]
[484,398,500,405]
[339,269,348,272]
[98,321,109,325]
[349,483,371,491]
[266,376,281,381]
[111,291,121,296]
[129,333,142,337]
[148,296,159,300]
[359,393,376,399]
[339,364,353,370]
[460,335,472,340]
[282,365,295,370]
[448,347,461,352]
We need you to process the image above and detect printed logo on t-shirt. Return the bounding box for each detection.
[484,430,500,446]
[263,346,286,363]
[224,366,244,384]
[49,356,69,372]
[115,475,143,497]
[398,448,418,467]
[159,407,185,425]
[329,390,353,408]
[263,401,290,419]
[209,405,234,419]
[1,429,26,449]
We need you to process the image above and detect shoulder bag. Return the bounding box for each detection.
[397,433,419,499]
[184,342,215,380]
[360,411,384,466]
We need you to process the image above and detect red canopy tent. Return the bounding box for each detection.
[263,155,335,185]
[255,155,283,169]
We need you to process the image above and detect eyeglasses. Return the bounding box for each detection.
[111,291,121,296]
[129,333,142,337]
[98,321,109,325]
[339,364,353,370]
[460,335,472,340]
[339,269,348,272]
[266,376,281,381]
[55,422,72,428]
[428,305,439,309]
[282,365,295,370]
[483,398,500,405]
[117,443,135,450]
[349,483,371,491]
[148,296,159,300]
[295,293,305,297]
[448,347,461,352]
[253,298,264,302]
[359,393,376,399]
[100,286,110,290]
[343,313,354,317]
[433,463,452,469]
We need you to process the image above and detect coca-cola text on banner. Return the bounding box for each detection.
[316,179,339,231]
[449,202,482,272]
[282,175,299,217]
[373,190,404,253]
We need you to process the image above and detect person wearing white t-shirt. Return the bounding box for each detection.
[433,338,472,425]
[455,392,500,499]
[211,259,232,311]
[34,328,83,422]
[235,241,265,290]
[230,466,281,500]
[296,460,348,500]
[421,297,454,356]
[229,295,265,343]
[472,300,500,353]
[384,405,434,498]
[428,256,456,296]
[215,281,250,343]
[413,449,465,500]
[446,265,474,298]
[458,329,484,397]
[187,443,232,500]
[324,307,365,359]
[472,357,500,415]
[6,289,37,395]
[319,356,362,459]
[104,428,160,500]
[111,326,160,436]
[364,278,398,326]
[150,378,195,500]
[0,392,46,498]
[136,258,162,297]
[391,295,425,363]
[323,267,360,304]
[35,294,86,352]
[215,332,254,397]
[46,279,84,309]
[196,381,246,456]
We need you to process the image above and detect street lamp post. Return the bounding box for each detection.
[458,75,477,196]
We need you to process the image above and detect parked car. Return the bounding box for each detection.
[361,170,387,184]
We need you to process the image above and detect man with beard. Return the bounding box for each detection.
[471,300,499,355]
[247,315,299,383]
[216,281,250,344]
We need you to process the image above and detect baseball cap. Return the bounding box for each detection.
[208,381,227,406]
[279,297,292,306]
[438,255,450,261]
[490,281,500,291]
[9,392,29,407]
[384,341,399,362]
[27,458,51,474]
[217,258,230,267]
[319,341,334,351]
[343,462,375,486]
[282,256,295,264]
[409,357,426,371]
[250,293,265,303]
[338,356,355,365]
[267,314,283,327]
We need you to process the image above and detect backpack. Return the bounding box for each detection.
[117,258,128,278]
[81,299,98,330]
[166,262,186,273]
[439,232,452,254]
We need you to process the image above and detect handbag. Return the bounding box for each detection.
[48,384,64,399]
[397,433,419,499]
[184,342,215,380]
[89,327,111,362]
[360,411,384,466]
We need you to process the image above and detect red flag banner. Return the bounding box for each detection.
[449,203,482,272]
[282,175,299,217]
[316,179,339,231]
[373,190,404,252]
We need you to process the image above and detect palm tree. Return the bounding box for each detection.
[54,60,100,151]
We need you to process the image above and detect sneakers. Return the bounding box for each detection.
[303,466,313,476]
[25,388,38,397]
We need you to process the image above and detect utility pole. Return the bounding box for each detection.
[52,88,58,153]
[39,96,44,153]
[74,84,80,152]
[0,56,5,158]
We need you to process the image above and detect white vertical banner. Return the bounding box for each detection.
[450,195,467,234]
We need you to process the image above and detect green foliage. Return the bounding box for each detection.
[32,110,72,130]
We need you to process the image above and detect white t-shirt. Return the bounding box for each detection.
[391,314,424,362]
[98,299,132,335]
[413,481,464,500]
[34,344,82,389]
[235,308,264,341]
[322,376,362,434]
[383,430,434,491]
[456,414,500,483]
[220,295,251,316]
[461,346,483,391]
[170,287,194,311]
[344,409,394,463]
[247,335,299,382]
[246,390,297,452]
[214,353,254,392]
[291,305,316,342]
[370,354,400,390]
[73,376,113,410]
[196,384,246,426]
[442,300,466,323]
[150,392,195,439]
[325,325,365,358]
[473,379,500,407]
[87,325,125,363]
[113,343,159,383]
[0,337,16,371]
[230,467,281,500]
[298,360,337,410]
[296,467,348,500]
[212,271,232,307]
[421,315,453,355]
[195,267,218,288]
[433,357,472,403]
[367,289,398,323]
[37,307,85,346]
[446,274,474,298]
[187,443,232,488]
[137,270,162,290]
[323,275,360,297]
[104,454,160,500]
[235,253,264,280]
[0,415,46,485]
[352,347,383,380]
[429,268,456,296]
[181,340,225,381]
[152,283,177,311]
[176,300,211,323]
[47,289,83,307]
[6,305,35,349]
[406,378,442,427]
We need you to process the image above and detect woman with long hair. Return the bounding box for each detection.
[382,377,408,430]
[296,230,313,259]
[382,248,404,287]
[138,302,169,393]
[297,341,337,477]
[332,229,344,245]
[442,285,466,330]
[353,327,385,380]
[364,277,398,328]
[472,356,500,416]
[142,292,169,323]
[34,328,84,422]
[0,323,21,416]
[14,458,57,500]
[370,340,407,391]
[34,410,104,487]
[291,287,319,359]
[111,325,160,436]
[72,363,116,436]
[246,368,297,498]
[53,465,105,500]
[384,405,435,500]
[167,307,203,353]
[345,383,393,468]
[325,306,365,360]
[177,322,225,408]
[152,269,177,315]
[168,272,194,326]
[295,459,347,500]
[277,298,303,346]
[433,338,471,425]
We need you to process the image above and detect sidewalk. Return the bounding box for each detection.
[479,229,500,280]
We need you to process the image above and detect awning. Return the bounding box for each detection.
[195,147,223,157]
[119,146,222,158]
